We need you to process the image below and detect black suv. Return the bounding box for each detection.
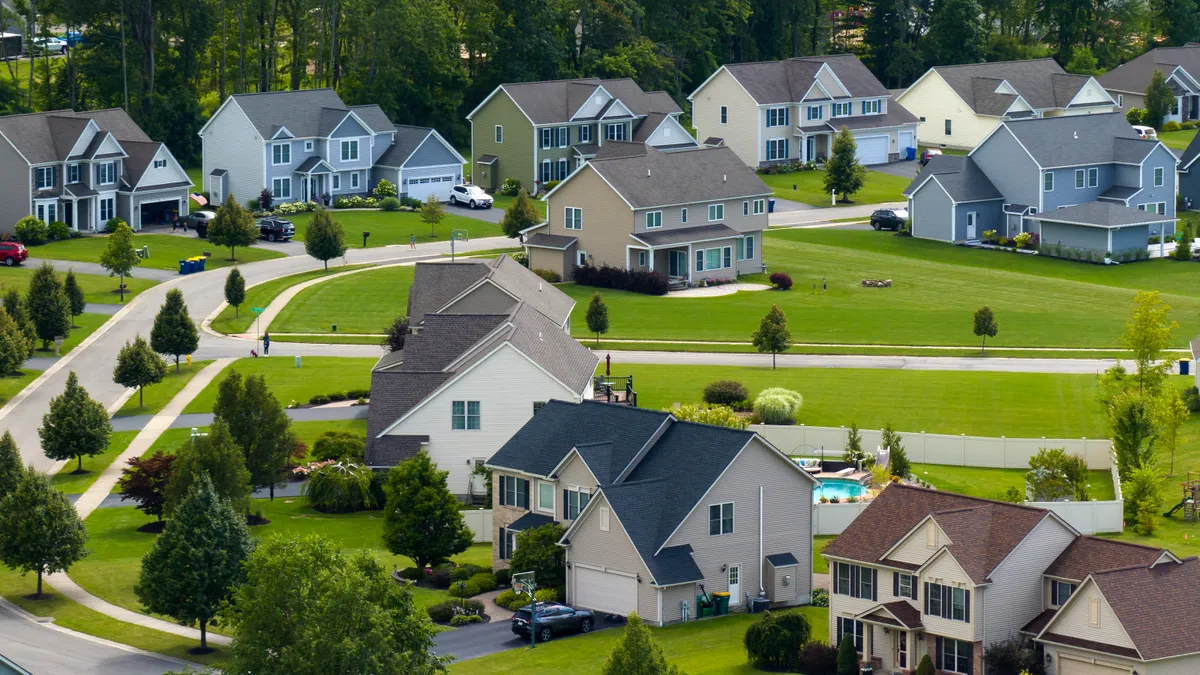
[511,603,595,643]
[870,208,908,231]
[258,217,295,242]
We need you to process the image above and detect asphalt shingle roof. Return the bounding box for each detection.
[825,104,918,131]
[0,108,150,165]
[633,224,741,247]
[931,60,1095,114]
[406,262,492,323]
[120,140,166,188]
[904,155,1003,202]
[1034,201,1173,229]
[1002,113,1160,167]
[1180,131,1200,170]
[509,511,556,531]
[721,54,890,104]
[1086,557,1200,660]
[1044,536,1167,582]
[347,104,394,133]
[494,78,680,125]
[231,89,391,138]
[524,233,577,250]
[1098,44,1200,94]
[376,125,434,168]
[766,553,800,567]
[587,145,770,209]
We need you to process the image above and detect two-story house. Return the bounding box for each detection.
[897,60,1119,151]
[200,89,464,205]
[824,484,1174,675]
[904,113,1177,254]
[1098,44,1200,123]
[364,255,598,498]
[466,77,698,193]
[485,400,818,626]
[0,108,190,232]
[688,54,920,167]
[523,142,769,285]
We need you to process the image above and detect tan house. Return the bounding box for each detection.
[1098,45,1200,125]
[485,399,818,626]
[523,142,770,285]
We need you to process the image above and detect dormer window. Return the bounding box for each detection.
[564,487,590,520]
[833,102,852,116]
[862,99,882,114]
[1051,580,1076,606]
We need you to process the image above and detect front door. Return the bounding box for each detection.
[966,212,977,239]
[727,565,741,605]
[895,631,908,670]
[668,250,686,277]
[806,136,815,162]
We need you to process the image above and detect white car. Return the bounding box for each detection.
[1132,125,1158,140]
[29,37,67,54]
[448,184,493,209]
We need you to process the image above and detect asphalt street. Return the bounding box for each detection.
[433,614,620,662]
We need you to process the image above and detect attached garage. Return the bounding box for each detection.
[404,174,455,202]
[573,566,637,617]
[898,130,915,155]
[1058,657,1130,675]
[139,198,182,227]
[855,134,890,165]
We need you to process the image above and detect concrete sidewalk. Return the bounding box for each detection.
[603,350,1122,374]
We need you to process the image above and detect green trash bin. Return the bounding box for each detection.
[712,592,730,616]
[696,595,715,618]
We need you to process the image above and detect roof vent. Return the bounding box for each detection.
[1073,130,1078,139]
[538,331,543,341]
[723,174,727,182]
[647,168,651,177]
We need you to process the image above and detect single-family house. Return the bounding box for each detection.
[903,113,1177,253]
[823,484,1174,675]
[364,255,598,498]
[523,142,769,285]
[0,108,190,232]
[897,60,1119,151]
[1175,133,1200,210]
[466,77,697,193]
[200,89,465,205]
[688,54,920,167]
[485,399,818,626]
[1098,44,1200,123]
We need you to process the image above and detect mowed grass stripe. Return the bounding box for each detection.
[269,265,414,334]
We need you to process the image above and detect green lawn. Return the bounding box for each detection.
[490,194,547,219]
[269,265,414,334]
[1159,129,1196,150]
[757,169,911,206]
[182,356,374,412]
[914,464,1116,502]
[51,431,139,495]
[209,263,376,334]
[34,234,285,271]
[290,209,503,248]
[614,364,1106,438]
[185,166,202,192]
[451,606,828,675]
[0,369,40,407]
[135,419,368,469]
[37,312,108,356]
[813,536,834,574]
[115,360,214,416]
[0,265,157,304]
[560,228,1200,348]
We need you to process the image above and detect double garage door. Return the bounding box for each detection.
[405,174,455,202]
[1059,657,1130,675]
[573,566,637,617]
[855,135,890,165]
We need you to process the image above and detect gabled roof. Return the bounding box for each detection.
[928,60,1101,114]
[1044,536,1169,582]
[717,54,889,104]
[347,104,395,134]
[1033,201,1174,229]
[1181,130,1200,170]
[578,143,770,209]
[376,125,434,168]
[405,256,574,328]
[0,108,150,165]
[1098,44,1200,93]
[999,113,1164,167]
[903,155,1002,202]
[483,78,681,125]
[120,140,168,188]
[229,89,391,138]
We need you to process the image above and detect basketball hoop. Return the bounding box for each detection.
[512,571,538,648]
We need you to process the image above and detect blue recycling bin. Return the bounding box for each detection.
[178,260,188,275]
[906,146,916,161]
[186,260,198,274]
[768,198,776,213]
[196,257,207,272]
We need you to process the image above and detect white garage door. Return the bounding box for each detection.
[1059,657,1129,675]
[574,567,637,617]
[406,174,454,202]
[856,135,890,165]
[898,131,915,153]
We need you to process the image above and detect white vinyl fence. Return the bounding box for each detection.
[462,509,493,543]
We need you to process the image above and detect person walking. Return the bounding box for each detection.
[410,234,417,250]
[262,332,271,356]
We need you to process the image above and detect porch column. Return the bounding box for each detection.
[72,200,78,231]
[647,247,654,271]
[686,244,693,283]
[862,625,873,665]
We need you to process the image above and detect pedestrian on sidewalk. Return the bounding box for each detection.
[410,234,417,250]
[262,332,271,356]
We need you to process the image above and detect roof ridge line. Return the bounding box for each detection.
[1074,535,1166,553]
[890,483,1049,512]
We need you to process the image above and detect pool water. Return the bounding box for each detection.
[813,478,868,503]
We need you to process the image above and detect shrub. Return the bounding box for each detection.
[532,268,562,283]
[499,177,522,197]
[427,598,485,623]
[1163,120,1183,132]
[327,391,348,402]
[753,388,803,425]
[1014,231,1032,249]
[669,404,748,429]
[430,568,452,589]
[303,461,376,513]
[347,389,369,399]
[309,394,331,405]
[495,568,512,586]
[984,636,1038,675]
[469,572,498,593]
[246,198,260,211]
[511,251,528,267]
[400,196,423,208]
[47,221,71,241]
[542,180,561,193]
[811,588,829,607]
[1125,107,1146,125]
[798,643,838,675]
[769,272,793,290]
[449,580,481,598]
[273,200,317,215]
[915,654,935,675]
[534,587,558,603]
[13,216,48,245]
[449,614,471,626]
[379,197,401,212]
[703,380,750,406]
[398,566,424,581]
[574,263,669,295]
[373,178,398,198]
[311,430,365,462]
[1184,120,1199,130]
[1184,386,1200,413]
[836,635,858,675]
[495,589,525,610]
[745,610,812,671]
[1027,447,1090,501]
[450,564,486,582]
[102,217,125,233]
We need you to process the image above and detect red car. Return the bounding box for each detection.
[0,241,28,266]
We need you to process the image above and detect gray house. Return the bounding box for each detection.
[486,400,818,626]
[199,89,465,205]
[0,109,190,232]
[1177,134,1200,210]
[1098,44,1200,123]
[904,113,1177,257]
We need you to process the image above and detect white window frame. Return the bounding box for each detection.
[1075,169,1085,189]
[557,126,568,148]
[1118,94,1124,107]
[1088,167,1098,188]
[1157,201,1167,214]
[579,125,591,143]
[766,138,788,161]
[680,207,688,223]
[708,502,733,535]
[35,166,54,190]
[272,177,291,199]
[537,482,555,513]
[332,174,341,190]
[350,171,360,190]
[451,400,481,430]
[35,201,57,224]
[97,162,116,186]
[99,196,115,222]
[742,200,749,216]
[738,234,755,260]
[272,142,291,166]
[340,139,359,162]
[807,106,822,121]
[1043,172,1054,192]
[304,140,314,152]
[557,158,568,180]
[541,159,552,184]
[942,638,971,674]
[495,125,503,144]
[564,206,582,230]
[833,102,851,117]
[540,128,553,149]
[945,119,952,136]
[753,199,765,215]
[863,99,882,114]
[153,158,167,169]
[1154,166,1165,187]
[605,123,626,141]
[576,250,587,267]
[766,107,789,127]
[564,486,591,520]
[707,203,724,222]
[897,573,915,599]
[638,250,647,266]
[646,211,662,229]
[720,106,728,124]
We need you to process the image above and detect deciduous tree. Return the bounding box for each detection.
[151,289,199,371]
[1156,388,1190,476]
[116,450,176,523]
[0,307,31,376]
[39,371,111,473]
[113,335,167,408]
[0,431,22,501]
[1109,389,1159,480]
[63,269,85,327]
[212,371,293,500]
[381,450,473,571]
[511,522,568,593]
[26,262,71,350]
[224,268,246,317]
[973,306,998,353]
[303,208,346,270]
[3,289,36,357]
[208,194,258,261]
[500,189,540,238]
[165,419,252,516]
[421,193,446,238]
[751,305,791,369]
[823,126,867,202]
[0,469,88,597]
[382,316,408,352]
[99,220,140,302]
[1144,70,1175,129]
[586,292,609,345]
[1120,290,1176,394]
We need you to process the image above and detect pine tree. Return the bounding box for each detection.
[224,268,246,317]
[0,469,89,597]
[1174,224,1193,261]
[1145,70,1175,129]
[113,335,167,408]
[0,307,31,376]
[500,189,541,238]
[25,261,71,350]
[0,430,22,501]
[63,269,85,328]
[303,208,346,270]
[882,424,911,479]
[382,450,473,571]
[751,305,791,369]
[98,220,140,302]
[136,473,253,652]
[2,289,36,357]
[212,371,293,500]
[1065,46,1100,76]
[165,419,252,516]
[921,0,985,66]
[602,613,685,675]
[586,292,609,345]
[150,289,199,371]
[208,194,258,261]
[421,193,446,238]
[823,126,867,202]
[973,306,998,353]
[39,371,112,472]
[844,422,865,465]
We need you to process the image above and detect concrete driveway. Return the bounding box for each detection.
[434,613,621,662]
[872,159,920,180]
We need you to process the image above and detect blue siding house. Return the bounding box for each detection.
[904,113,1177,259]
[200,89,465,205]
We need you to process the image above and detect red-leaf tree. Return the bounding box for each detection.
[117,451,177,522]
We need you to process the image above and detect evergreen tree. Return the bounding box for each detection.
[586,293,609,345]
[381,450,473,571]
[150,289,199,371]
[39,371,112,473]
[208,194,258,261]
[63,269,85,328]
[1174,224,1193,261]
[844,422,865,465]
[113,335,167,408]
[1144,70,1175,129]
[212,371,293,500]
[973,306,998,353]
[882,424,911,479]
[0,307,31,376]
[382,316,408,352]
[25,261,71,350]
[915,654,935,675]
[836,635,859,675]
[823,127,867,202]
[420,193,446,237]
[224,268,246,317]
[602,613,685,675]
[303,208,347,269]
[3,289,36,357]
[0,431,22,501]
[116,451,176,523]
[500,189,541,238]
[922,0,985,67]
[0,469,89,597]
[136,474,253,652]
[98,220,140,302]
[751,305,791,369]
[165,419,252,516]
[1109,389,1159,481]
[1065,46,1100,75]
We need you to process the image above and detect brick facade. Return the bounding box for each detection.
[490,469,530,570]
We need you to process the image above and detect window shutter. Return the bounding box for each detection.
[964,589,971,622]
[942,586,951,619]
[935,637,943,669]
[563,490,569,519]
[499,527,507,558]
[850,565,860,599]
[1051,582,1058,606]
[893,572,899,598]
[965,641,974,675]
[499,477,508,506]
[924,582,930,613]
[872,569,878,601]
[519,479,529,509]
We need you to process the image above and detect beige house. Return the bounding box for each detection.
[485,400,818,626]
[1098,45,1200,125]
[524,142,770,285]
[897,60,1118,151]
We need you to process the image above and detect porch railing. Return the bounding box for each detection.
[593,375,637,407]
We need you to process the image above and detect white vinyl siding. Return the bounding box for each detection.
[451,400,481,430]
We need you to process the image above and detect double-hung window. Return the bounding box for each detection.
[638,250,648,266]
[272,177,291,199]
[1043,172,1054,192]
[35,166,55,190]
[67,164,80,183]
[836,618,864,653]
[832,562,878,600]
[499,476,530,509]
[720,106,728,124]
[564,207,583,230]
[605,123,626,141]
[945,119,953,136]
[680,207,688,224]
[35,202,57,224]
[1088,167,1098,187]
[766,138,788,160]
[807,106,823,121]
[737,235,755,260]
[579,125,592,143]
[97,162,115,185]
[451,401,481,430]
[1050,580,1076,606]
[938,638,973,674]
[564,487,591,520]
[833,102,851,116]
[753,199,765,215]
[557,127,568,148]
[1075,169,1085,189]
[1155,166,1165,187]
[708,502,733,535]
[766,107,789,127]
[894,572,916,600]
[332,174,341,190]
[541,128,554,149]
[646,211,662,229]
[541,160,552,184]
[350,171,360,189]
[495,125,503,143]
[862,99,882,114]
[340,139,359,162]
[708,203,724,221]
[742,201,750,216]
[537,482,555,513]
[272,142,291,165]
[99,197,115,222]
[556,158,568,180]
[925,582,971,622]
[695,247,729,271]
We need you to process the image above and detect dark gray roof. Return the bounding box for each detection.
[402,314,509,371]
[930,60,1100,114]
[1181,132,1200,170]
[633,223,740,247]
[904,155,1003,202]
[0,108,150,165]
[365,435,429,466]
[508,511,555,532]
[766,552,800,567]
[490,78,680,125]
[376,125,433,168]
[719,54,889,104]
[1099,184,1140,201]
[295,156,334,173]
[63,184,98,198]
[1034,201,1173,229]
[406,262,491,324]
[131,181,190,192]
[825,104,918,131]
[585,145,770,209]
[121,140,165,187]
[231,89,369,139]
[572,143,599,157]
[364,370,451,465]
[1098,45,1200,94]
[210,168,227,176]
[524,233,577,250]
[632,112,668,143]
[1001,113,1162,167]
[346,104,394,133]
[485,255,576,325]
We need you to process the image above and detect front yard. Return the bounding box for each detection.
[182,356,376,412]
[32,233,285,271]
[289,209,502,248]
[268,265,414,334]
[757,168,911,206]
[0,265,158,304]
[1158,129,1196,151]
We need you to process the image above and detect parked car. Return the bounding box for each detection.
[257,216,295,242]
[870,208,908,231]
[448,184,493,209]
[1132,125,1158,140]
[29,37,67,54]
[182,210,216,238]
[0,241,28,266]
[919,148,942,166]
[59,32,84,47]
[511,603,595,643]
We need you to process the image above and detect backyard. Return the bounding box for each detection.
[757,168,910,206]
[288,209,503,248]
[1158,128,1196,151]
[182,356,376,412]
[268,264,414,334]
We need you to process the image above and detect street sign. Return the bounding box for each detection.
[251,307,265,314]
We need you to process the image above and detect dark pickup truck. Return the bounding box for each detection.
[257,217,295,242]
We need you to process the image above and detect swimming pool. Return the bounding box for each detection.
[813,478,868,503]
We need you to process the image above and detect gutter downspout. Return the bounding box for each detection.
[759,485,764,594]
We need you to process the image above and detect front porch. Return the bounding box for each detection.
[855,601,924,674]
[295,157,335,204]
[630,224,746,290]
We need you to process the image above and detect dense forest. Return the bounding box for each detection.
[0,0,1196,164]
